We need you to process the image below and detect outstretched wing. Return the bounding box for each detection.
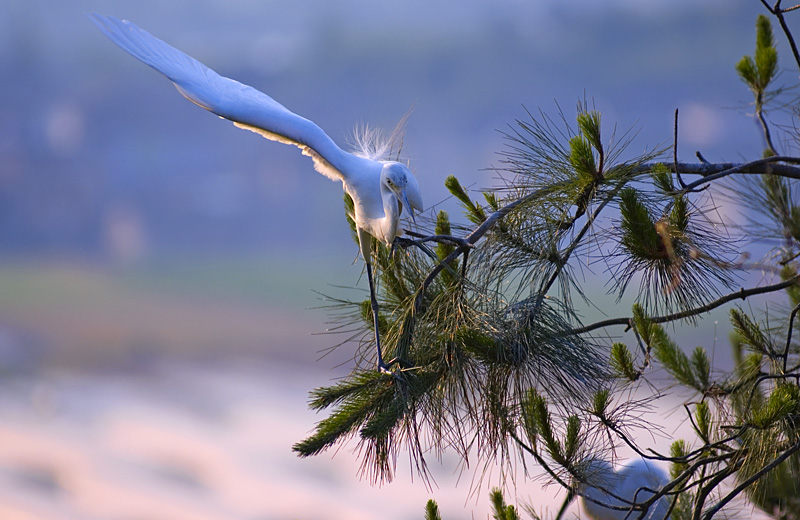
[90,13,352,182]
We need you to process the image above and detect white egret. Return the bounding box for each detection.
[557,457,672,520]
[91,14,423,372]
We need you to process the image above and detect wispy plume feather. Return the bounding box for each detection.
[350,109,413,162]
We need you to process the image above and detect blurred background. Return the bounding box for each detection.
[0,0,795,518]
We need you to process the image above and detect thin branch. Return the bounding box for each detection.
[675,156,800,192]
[403,230,475,249]
[757,97,777,155]
[600,407,742,464]
[692,462,739,520]
[761,0,800,71]
[701,438,800,520]
[571,273,800,335]
[784,301,800,373]
[638,157,800,180]
[510,431,572,490]
[674,108,687,188]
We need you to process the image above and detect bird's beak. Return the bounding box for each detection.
[401,189,416,224]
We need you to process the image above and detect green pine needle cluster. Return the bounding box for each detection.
[763,173,800,244]
[425,500,442,520]
[489,488,521,520]
[568,134,597,182]
[591,388,611,417]
[730,308,775,356]
[736,14,778,104]
[489,101,664,310]
[613,185,735,316]
[736,382,800,510]
[633,305,711,393]
[651,162,675,194]
[693,400,712,442]
[669,440,694,520]
[619,188,664,259]
[727,299,800,514]
[424,489,521,520]
[610,342,639,382]
[298,204,607,481]
[520,390,583,468]
[445,175,487,225]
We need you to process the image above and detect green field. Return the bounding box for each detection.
[0,256,358,370]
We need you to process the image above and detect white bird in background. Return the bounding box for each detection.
[91,14,424,372]
[558,457,672,520]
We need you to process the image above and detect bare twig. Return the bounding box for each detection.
[761,0,800,71]
[784,301,800,373]
[674,108,687,188]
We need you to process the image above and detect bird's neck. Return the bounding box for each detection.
[381,185,401,221]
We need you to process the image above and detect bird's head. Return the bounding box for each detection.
[381,162,423,224]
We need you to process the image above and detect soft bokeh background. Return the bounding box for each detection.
[0,0,796,518]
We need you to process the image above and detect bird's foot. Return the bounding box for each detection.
[377,357,413,379]
[377,362,403,383]
[401,231,475,250]
[391,236,438,262]
[386,356,413,370]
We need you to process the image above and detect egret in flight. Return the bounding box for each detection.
[91,14,423,372]
[557,457,672,520]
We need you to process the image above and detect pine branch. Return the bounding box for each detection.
[643,157,800,178]
[784,301,800,372]
[701,438,800,520]
[570,273,800,335]
[413,158,800,320]
[656,157,800,191]
[761,0,800,71]
[413,184,552,313]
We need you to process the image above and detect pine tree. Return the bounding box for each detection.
[294,7,800,520]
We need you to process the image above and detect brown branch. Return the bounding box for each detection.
[640,157,800,179]
[761,0,800,71]
[701,438,800,520]
[571,273,800,335]
[411,157,800,319]
[692,462,739,520]
[674,156,800,191]
[784,301,800,373]
[757,94,777,155]
[674,108,687,188]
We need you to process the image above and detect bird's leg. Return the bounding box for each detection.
[366,262,391,373]
[554,487,576,520]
